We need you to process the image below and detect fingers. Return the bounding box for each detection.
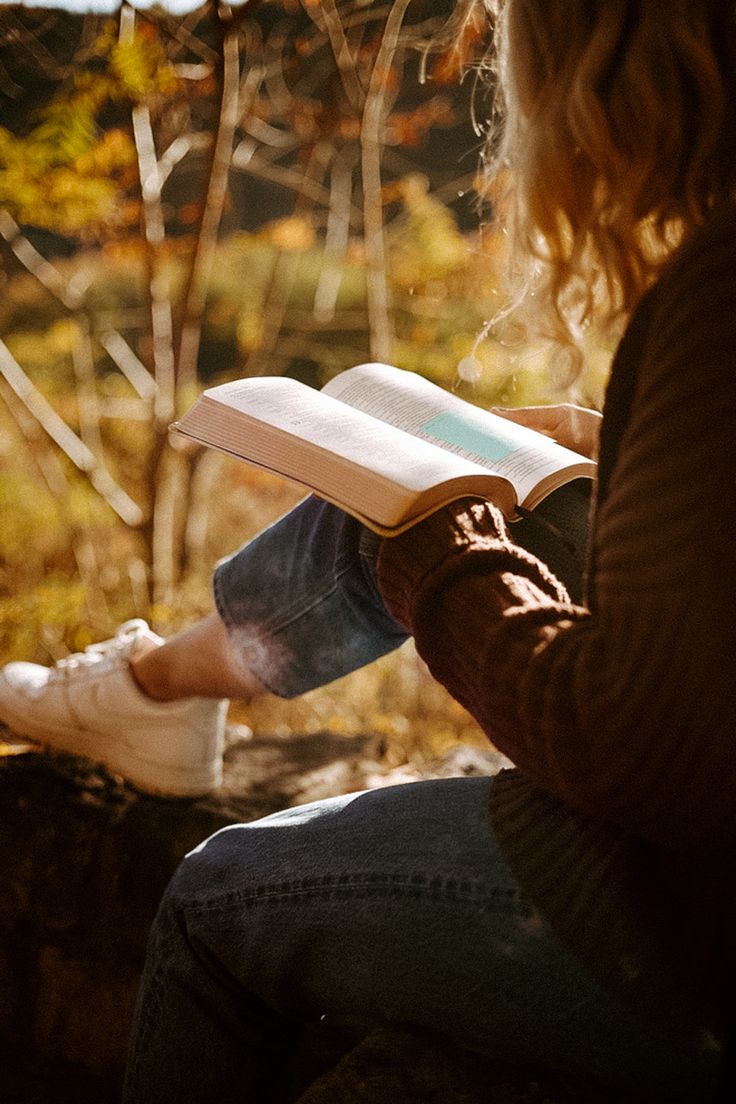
[490,406,559,435]
[490,404,602,458]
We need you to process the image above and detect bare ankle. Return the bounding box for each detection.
[126,615,266,702]
[129,641,178,702]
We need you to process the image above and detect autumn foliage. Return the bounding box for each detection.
[0,1,610,756]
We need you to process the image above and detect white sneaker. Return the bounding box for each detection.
[0,620,227,797]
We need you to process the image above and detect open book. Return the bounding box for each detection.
[172,362,595,536]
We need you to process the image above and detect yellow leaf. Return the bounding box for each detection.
[266,217,316,252]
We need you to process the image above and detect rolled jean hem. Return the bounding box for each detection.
[212,497,408,699]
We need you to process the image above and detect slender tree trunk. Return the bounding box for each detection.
[176,3,242,399]
[360,0,412,362]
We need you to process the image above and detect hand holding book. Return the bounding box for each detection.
[492,404,602,461]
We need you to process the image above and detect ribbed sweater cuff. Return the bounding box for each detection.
[376,497,510,631]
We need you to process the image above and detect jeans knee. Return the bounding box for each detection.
[165,824,252,907]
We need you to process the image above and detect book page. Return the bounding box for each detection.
[323,363,592,506]
[184,376,515,524]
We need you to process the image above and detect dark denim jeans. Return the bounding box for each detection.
[124,487,719,1102]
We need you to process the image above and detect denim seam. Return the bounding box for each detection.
[357,548,384,605]
[175,874,529,918]
[124,922,179,1094]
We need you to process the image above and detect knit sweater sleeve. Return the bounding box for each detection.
[377,220,736,850]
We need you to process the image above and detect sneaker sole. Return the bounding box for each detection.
[0,711,221,797]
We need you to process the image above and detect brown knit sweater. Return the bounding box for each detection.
[377,206,736,1033]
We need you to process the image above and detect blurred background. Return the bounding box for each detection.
[0,0,612,764]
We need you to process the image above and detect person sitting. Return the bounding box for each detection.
[0,1,733,1100]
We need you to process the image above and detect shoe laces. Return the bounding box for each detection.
[51,619,150,680]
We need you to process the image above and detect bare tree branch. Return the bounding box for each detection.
[0,209,157,398]
[303,0,364,114]
[0,376,69,499]
[231,141,333,207]
[313,149,355,323]
[360,0,413,361]
[176,8,245,396]
[98,332,158,402]
[157,133,210,189]
[183,448,224,577]
[135,5,220,66]
[0,338,143,526]
[244,141,332,376]
[71,316,104,459]
[0,209,81,310]
[120,4,177,426]
[150,446,180,611]
[0,378,114,644]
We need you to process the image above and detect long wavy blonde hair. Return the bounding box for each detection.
[483,0,736,356]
